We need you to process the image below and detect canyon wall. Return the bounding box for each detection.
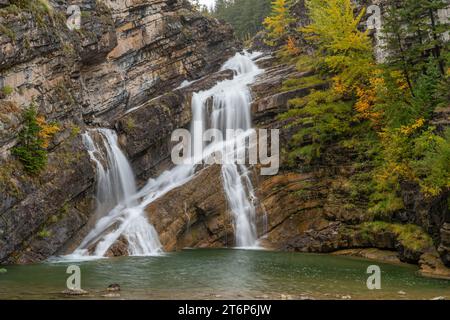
[0,0,239,263]
[0,0,448,281]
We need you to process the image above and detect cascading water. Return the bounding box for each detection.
[69,129,163,258]
[190,51,264,247]
[65,51,265,260]
[82,129,137,216]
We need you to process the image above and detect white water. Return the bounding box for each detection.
[190,51,264,247]
[63,51,265,260]
[69,129,163,258]
[82,129,137,215]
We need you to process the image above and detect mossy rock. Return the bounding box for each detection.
[359,221,434,262]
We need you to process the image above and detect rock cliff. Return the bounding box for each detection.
[0,0,448,282]
[249,55,450,277]
[0,0,239,263]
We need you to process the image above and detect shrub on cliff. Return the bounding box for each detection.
[275,0,449,213]
[12,105,59,174]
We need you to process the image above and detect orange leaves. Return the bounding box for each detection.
[36,115,59,148]
[389,70,410,92]
[285,36,301,56]
[332,76,347,96]
[400,118,425,136]
[332,68,384,125]
[354,75,384,123]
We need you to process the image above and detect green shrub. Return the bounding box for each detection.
[38,229,51,239]
[411,128,450,197]
[9,0,54,27]
[12,106,47,174]
[0,24,15,41]
[281,75,326,92]
[280,89,354,164]
[1,85,14,96]
[361,222,433,252]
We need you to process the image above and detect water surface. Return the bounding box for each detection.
[0,249,448,300]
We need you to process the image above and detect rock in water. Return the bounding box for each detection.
[107,284,121,292]
[102,293,121,298]
[62,289,88,296]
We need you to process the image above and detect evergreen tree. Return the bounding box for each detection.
[382,0,449,96]
[263,0,294,45]
[301,0,373,87]
[212,0,272,40]
[12,106,47,174]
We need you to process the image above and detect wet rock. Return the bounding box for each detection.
[116,69,235,180]
[62,289,88,296]
[299,295,315,300]
[419,250,450,280]
[102,292,121,298]
[107,284,121,292]
[145,165,234,250]
[332,248,402,265]
[438,223,450,267]
[249,31,272,52]
[0,134,96,264]
[399,181,448,247]
[105,237,129,258]
[431,105,450,132]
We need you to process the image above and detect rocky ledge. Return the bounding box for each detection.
[0,0,239,264]
[249,54,450,279]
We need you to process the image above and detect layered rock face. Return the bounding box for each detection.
[248,55,449,277]
[0,0,238,263]
[1,0,448,282]
[246,0,449,277]
[145,165,234,251]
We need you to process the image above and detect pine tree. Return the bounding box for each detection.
[382,0,449,96]
[212,0,272,40]
[12,106,47,174]
[263,0,294,46]
[301,0,373,87]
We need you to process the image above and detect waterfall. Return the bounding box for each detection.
[69,129,163,258]
[190,51,264,247]
[82,129,137,215]
[64,51,264,260]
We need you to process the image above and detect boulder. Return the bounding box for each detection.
[145,165,234,250]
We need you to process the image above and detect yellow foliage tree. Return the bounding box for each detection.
[36,115,60,149]
[263,0,294,46]
[285,36,301,56]
[301,0,373,87]
[300,0,384,123]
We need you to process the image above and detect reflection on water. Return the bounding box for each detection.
[0,249,448,300]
